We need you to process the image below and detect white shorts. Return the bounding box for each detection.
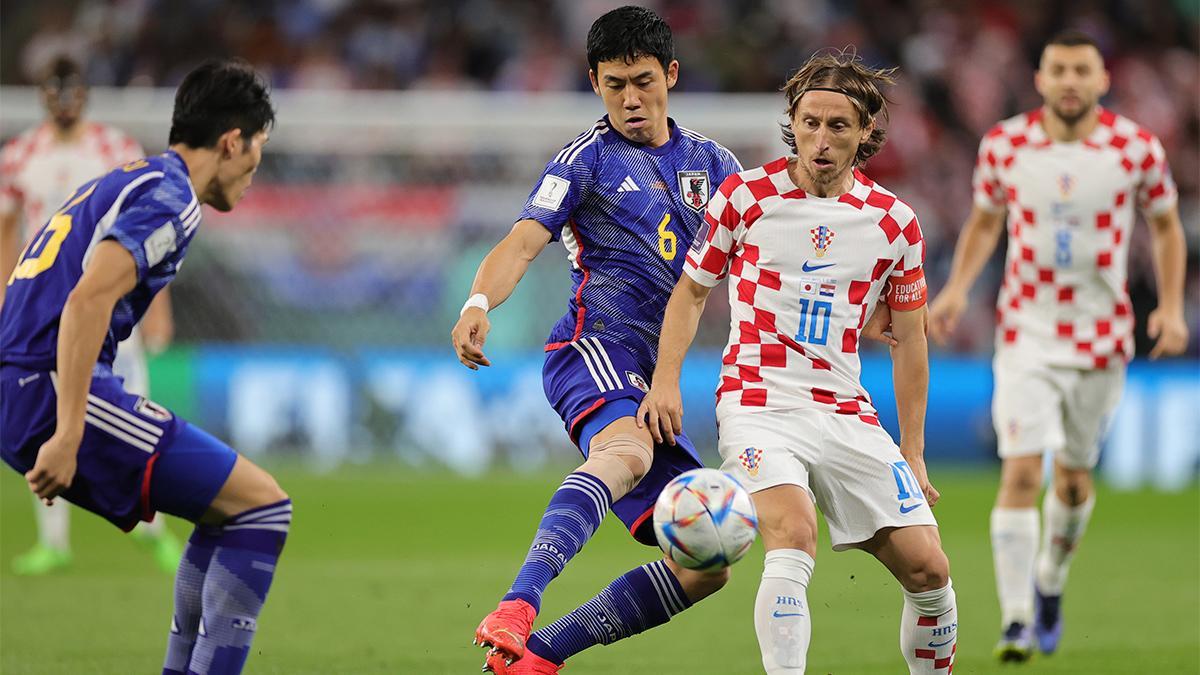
[992,351,1125,469]
[717,408,938,551]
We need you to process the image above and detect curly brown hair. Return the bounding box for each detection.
[780,49,897,165]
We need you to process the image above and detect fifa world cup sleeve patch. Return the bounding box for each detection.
[532,175,570,210]
[886,267,927,311]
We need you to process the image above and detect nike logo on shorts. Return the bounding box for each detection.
[899,503,923,514]
[772,611,805,618]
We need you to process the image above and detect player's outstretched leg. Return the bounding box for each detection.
[476,418,652,666]
[990,455,1041,662]
[493,558,727,674]
[749,484,819,675]
[12,495,72,575]
[156,425,291,675]
[1034,462,1094,655]
[864,525,957,674]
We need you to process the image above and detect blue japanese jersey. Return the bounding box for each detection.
[1,151,199,370]
[519,116,741,373]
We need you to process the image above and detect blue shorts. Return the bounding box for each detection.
[543,338,703,546]
[0,366,237,530]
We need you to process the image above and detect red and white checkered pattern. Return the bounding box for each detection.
[973,107,1176,369]
[684,157,925,420]
[0,121,142,240]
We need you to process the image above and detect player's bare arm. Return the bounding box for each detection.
[27,240,137,503]
[929,205,1005,344]
[1146,206,1189,359]
[450,218,552,370]
[639,274,711,446]
[0,210,21,307]
[890,305,938,506]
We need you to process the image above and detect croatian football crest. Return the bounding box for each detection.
[677,170,710,212]
[810,225,835,258]
[1058,172,1075,199]
[739,447,763,477]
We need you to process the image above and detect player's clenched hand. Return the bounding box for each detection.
[928,289,966,346]
[861,302,899,347]
[451,307,492,370]
[26,432,80,505]
[901,449,940,507]
[1147,307,1189,360]
[637,384,683,446]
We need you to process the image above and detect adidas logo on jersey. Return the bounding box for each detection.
[616,175,641,192]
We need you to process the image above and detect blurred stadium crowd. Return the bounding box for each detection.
[2,0,1197,357]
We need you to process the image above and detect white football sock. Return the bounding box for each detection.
[1036,493,1094,595]
[990,507,1037,626]
[33,493,70,552]
[755,549,814,674]
[900,580,957,674]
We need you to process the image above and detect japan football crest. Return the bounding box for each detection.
[677,171,710,212]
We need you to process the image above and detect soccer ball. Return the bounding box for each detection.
[653,468,758,571]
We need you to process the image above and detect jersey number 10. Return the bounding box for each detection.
[795,298,832,345]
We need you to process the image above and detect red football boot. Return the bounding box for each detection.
[474,599,537,673]
[492,648,563,674]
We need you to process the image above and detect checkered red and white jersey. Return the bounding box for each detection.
[0,122,143,239]
[973,107,1177,369]
[684,157,926,422]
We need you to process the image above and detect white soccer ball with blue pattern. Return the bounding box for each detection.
[653,468,758,571]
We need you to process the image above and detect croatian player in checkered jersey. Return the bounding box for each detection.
[450,7,741,674]
[929,30,1187,661]
[0,56,182,576]
[643,51,958,674]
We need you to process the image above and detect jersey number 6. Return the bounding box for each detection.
[657,213,677,261]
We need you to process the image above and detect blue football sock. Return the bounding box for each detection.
[162,526,220,675]
[186,500,292,675]
[502,472,612,612]
[526,560,693,664]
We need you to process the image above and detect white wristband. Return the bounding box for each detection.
[460,293,490,316]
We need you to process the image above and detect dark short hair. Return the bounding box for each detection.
[41,56,85,89]
[1045,29,1100,52]
[168,59,275,149]
[780,49,897,165]
[586,5,674,74]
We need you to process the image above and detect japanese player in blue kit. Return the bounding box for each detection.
[450,6,742,674]
[0,60,288,675]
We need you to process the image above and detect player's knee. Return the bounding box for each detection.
[581,433,653,498]
[1001,464,1041,497]
[251,472,288,508]
[900,549,951,593]
[757,513,817,552]
[1058,472,1091,506]
[671,562,731,602]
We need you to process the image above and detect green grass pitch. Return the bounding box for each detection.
[2,464,1196,674]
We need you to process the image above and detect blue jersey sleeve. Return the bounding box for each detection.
[103,174,192,281]
[718,146,744,180]
[517,141,598,241]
